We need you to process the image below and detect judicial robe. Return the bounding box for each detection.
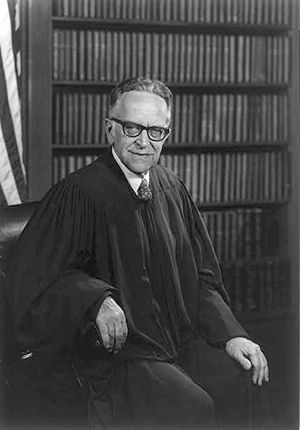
[7,149,246,357]
[6,149,250,426]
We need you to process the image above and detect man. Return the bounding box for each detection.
[6,78,268,429]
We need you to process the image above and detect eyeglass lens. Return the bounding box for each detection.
[110,118,169,141]
[124,124,167,140]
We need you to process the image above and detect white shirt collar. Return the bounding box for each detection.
[111,147,150,195]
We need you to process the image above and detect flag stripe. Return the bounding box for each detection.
[8,0,21,89]
[0,0,26,179]
[0,120,21,205]
[0,181,7,205]
[0,0,26,208]
[0,52,26,201]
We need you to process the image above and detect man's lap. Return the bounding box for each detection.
[84,358,216,429]
[2,338,271,429]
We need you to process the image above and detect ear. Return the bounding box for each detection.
[105,118,114,145]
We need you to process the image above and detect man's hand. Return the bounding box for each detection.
[225,337,269,386]
[96,296,128,354]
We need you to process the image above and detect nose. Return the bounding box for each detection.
[135,129,150,148]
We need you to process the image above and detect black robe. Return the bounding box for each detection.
[7,149,247,359]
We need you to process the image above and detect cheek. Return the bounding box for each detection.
[121,140,134,154]
[155,144,164,157]
[113,133,128,151]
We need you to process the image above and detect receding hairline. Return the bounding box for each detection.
[108,77,173,121]
[108,90,172,122]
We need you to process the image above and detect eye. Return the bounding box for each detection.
[149,127,164,138]
[124,122,141,136]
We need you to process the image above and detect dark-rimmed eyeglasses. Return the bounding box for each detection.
[109,118,171,142]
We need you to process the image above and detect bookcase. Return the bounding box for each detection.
[32,0,296,322]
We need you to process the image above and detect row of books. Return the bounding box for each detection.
[52,153,98,184]
[52,151,290,203]
[159,151,290,203]
[173,92,289,144]
[53,29,290,84]
[53,92,289,146]
[53,0,290,26]
[202,208,280,261]
[221,258,290,314]
[53,92,109,146]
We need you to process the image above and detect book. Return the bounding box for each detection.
[86,30,93,81]
[78,30,85,81]
[53,29,59,80]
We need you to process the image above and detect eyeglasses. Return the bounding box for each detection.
[109,118,171,142]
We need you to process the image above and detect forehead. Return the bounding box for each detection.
[114,91,170,125]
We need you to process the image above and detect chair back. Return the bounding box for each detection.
[0,202,39,361]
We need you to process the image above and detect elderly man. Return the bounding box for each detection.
[6,77,268,429]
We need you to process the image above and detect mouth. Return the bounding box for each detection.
[129,151,153,157]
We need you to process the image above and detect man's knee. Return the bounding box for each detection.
[192,389,216,427]
[135,361,217,428]
[172,367,216,427]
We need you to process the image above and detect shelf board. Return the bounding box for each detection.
[235,308,292,323]
[219,256,290,265]
[52,145,110,152]
[52,17,290,35]
[163,142,289,151]
[52,142,289,152]
[197,200,289,209]
[52,80,289,93]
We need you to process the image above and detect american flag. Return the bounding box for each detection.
[0,0,26,209]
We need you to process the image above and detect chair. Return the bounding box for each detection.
[0,202,88,429]
[0,202,39,362]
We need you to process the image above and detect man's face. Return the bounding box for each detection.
[105,91,171,175]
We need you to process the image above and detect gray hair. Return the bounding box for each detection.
[108,77,173,120]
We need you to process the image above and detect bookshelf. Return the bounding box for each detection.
[26,0,297,322]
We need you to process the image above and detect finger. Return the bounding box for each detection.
[113,319,128,353]
[258,355,269,385]
[234,351,252,371]
[257,354,268,385]
[249,353,261,384]
[261,351,269,382]
[98,322,110,350]
[113,320,126,352]
[257,357,266,386]
[258,367,265,386]
[121,319,128,340]
[249,349,265,385]
[251,357,260,384]
[99,322,115,352]
[107,322,116,352]
[264,360,269,382]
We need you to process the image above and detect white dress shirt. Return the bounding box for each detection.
[112,147,150,195]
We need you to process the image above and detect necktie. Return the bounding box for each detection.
[137,177,152,201]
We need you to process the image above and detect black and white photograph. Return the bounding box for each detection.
[0,1,299,429]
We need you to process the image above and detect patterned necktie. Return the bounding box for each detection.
[137,177,152,201]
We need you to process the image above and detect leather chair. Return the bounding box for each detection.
[0,202,39,362]
[0,202,88,429]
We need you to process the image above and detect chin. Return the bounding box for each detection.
[126,161,152,175]
[130,165,149,175]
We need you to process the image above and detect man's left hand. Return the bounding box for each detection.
[225,337,269,386]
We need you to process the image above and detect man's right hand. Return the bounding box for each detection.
[95,296,128,354]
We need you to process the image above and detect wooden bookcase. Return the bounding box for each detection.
[23,0,299,323]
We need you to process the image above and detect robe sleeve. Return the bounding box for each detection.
[6,178,116,353]
[180,182,249,347]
